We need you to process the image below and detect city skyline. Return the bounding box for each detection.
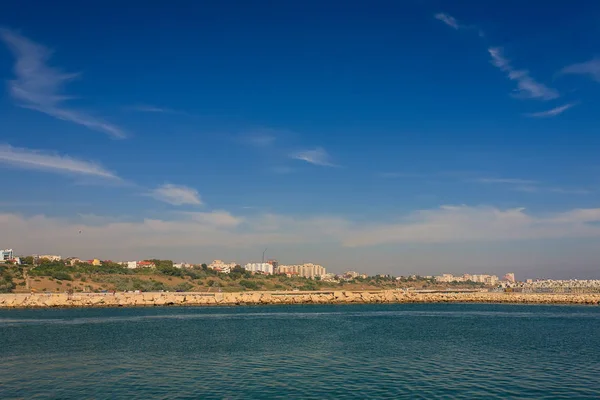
[1,2,600,279]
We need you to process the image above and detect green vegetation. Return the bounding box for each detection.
[0,266,16,293]
[239,280,260,290]
[0,258,490,294]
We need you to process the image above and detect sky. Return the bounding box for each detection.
[1,0,600,279]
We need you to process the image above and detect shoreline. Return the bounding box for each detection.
[1,290,599,309]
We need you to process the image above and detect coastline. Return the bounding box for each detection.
[1,290,599,308]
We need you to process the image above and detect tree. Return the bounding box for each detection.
[232,265,244,274]
[201,263,208,271]
[0,267,16,293]
[21,256,34,265]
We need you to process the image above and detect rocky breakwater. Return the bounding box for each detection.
[1,290,599,308]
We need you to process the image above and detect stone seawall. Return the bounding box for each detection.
[1,290,599,308]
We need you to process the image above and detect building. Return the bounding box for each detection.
[137,261,155,268]
[38,255,62,262]
[209,260,236,274]
[435,273,499,285]
[503,273,516,283]
[173,263,193,269]
[267,259,279,268]
[244,262,274,275]
[276,263,326,279]
[66,257,82,266]
[127,261,139,269]
[343,271,360,279]
[1,249,14,262]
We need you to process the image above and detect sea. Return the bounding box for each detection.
[1,303,599,399]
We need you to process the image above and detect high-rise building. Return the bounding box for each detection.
[503,273,516,283]
[244,263,274,275]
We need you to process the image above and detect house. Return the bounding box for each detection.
[137,261,156,268]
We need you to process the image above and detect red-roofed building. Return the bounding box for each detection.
[137,261,156,268]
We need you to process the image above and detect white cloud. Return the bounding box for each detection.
[291,147,337,167]
[526,103,576,118]
[3,205,600,259]
[487,47,559,100]
[0,144,119,179]
[560,58,600,82]
[434,13,459,29]
[179,211,244,227]
[149,184,203,206]
[0,29,126,138]
[342,205,600,247]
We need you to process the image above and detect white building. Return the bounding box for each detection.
[244,262,274,275]
[37,255,62,262]
[435,273,499,285]
[209,260,236,274]
[1,249,14,261]
[127,261,138,269]
[277,263,326,279]
[173,263,193,269]
[343,271,360,279]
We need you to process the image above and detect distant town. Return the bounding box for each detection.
[2,247,600,293]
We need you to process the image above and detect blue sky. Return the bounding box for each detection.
[1,1,600,278]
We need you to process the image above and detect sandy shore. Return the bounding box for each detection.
[1,290,599,308]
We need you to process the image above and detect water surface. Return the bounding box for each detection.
[1,303,599,399]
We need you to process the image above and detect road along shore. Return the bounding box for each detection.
[1,290,599,308]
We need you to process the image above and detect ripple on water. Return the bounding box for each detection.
[1,303,599,399]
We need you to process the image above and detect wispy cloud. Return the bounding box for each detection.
[128,104,183,114]
[0,29,126,138]
[559,58,600,82]
[380,172,431,179]
[237,130,277,147]
[179,211,243,227]
[434,13,459,29]
[471,177,589,195]
[149,184,203,206]
[512,185,591,195]
[434,15,559,102]
[525,103,576,118]
[488,47,559,100]
[0,144,119,179]
[472,178,539,185]
[291,147,337,167]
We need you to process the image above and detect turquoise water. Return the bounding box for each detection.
[1,304,599,399]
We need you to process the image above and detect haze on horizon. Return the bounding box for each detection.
[1,1,599,280]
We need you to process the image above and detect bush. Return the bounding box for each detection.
[51,271,73,281]
[173,282,194,292]
[239,280,259,290]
